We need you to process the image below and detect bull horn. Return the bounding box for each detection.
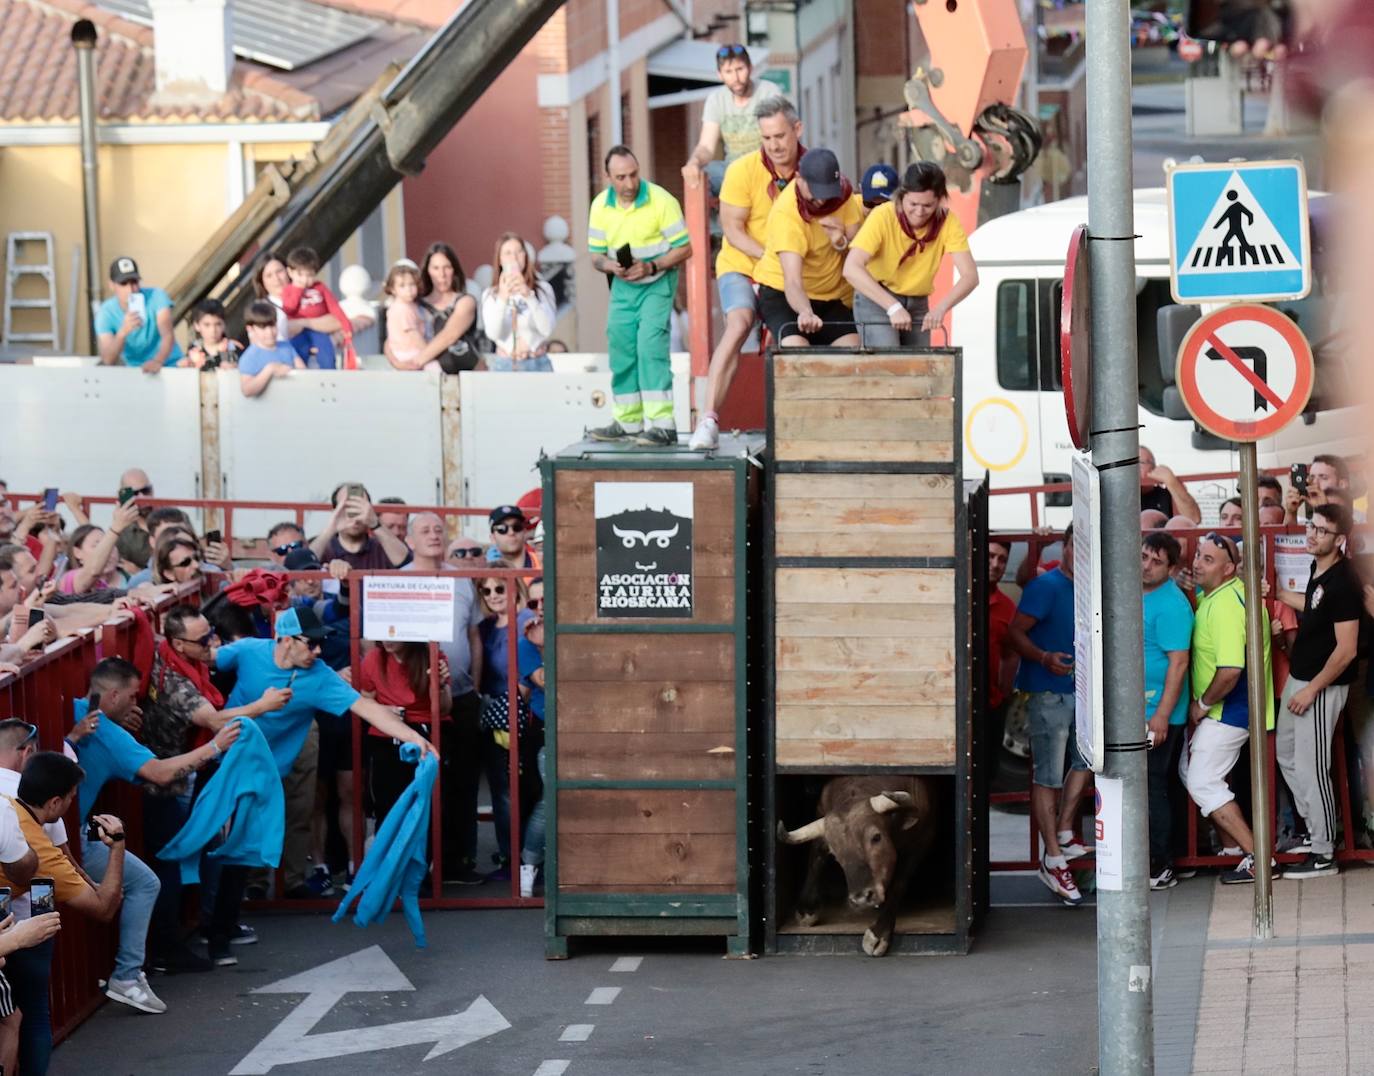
[870,791,915,814]
[777,817,826,844]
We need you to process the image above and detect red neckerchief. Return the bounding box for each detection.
[796,176,854,223]
[897,205,947,265]
[154,637,225,709]
[761,145,805,201]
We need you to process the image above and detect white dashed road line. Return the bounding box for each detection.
[533,1062,571,1076]
[585,987,621,1005]
[609,956,643,973]
[541,957,640,1073]
[560,1025,595,1042]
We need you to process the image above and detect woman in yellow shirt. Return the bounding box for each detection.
[843,162,979,348]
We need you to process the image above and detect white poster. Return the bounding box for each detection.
[1273,533,1313,594]
[361,575,456,642]
[1072,452,1104,772]
[1094,775,1123,892]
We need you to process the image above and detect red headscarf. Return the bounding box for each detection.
[796,176,855,224]
[152,637,224,710]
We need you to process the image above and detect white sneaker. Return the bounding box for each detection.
[1060,838,1091,860]
[106,972,167,1014]
[688,416,719,451]
[519,864,537,898]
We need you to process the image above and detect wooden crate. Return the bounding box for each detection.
[764,348,987,955]
[541,435,763,957]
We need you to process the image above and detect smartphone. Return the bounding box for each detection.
[1185,0,1290,44]
[204,530,222,546]
[85,819,103,843]
[42,488,58,513]
[0,887,12,921]
[1290,462,1309,496]
[127,291,147,321]
[501,257,519,275]
[29,878,54,916]
[50,553,68,581]
[118,486,137,506]
[615,243,634,270]
[346,483,367,502]
[27,609,45,629]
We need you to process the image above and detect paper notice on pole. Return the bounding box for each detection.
[1272,533,1313,594]
[1072,452,1105,772]
[1094,776,1123,891]
[362,576,456,642]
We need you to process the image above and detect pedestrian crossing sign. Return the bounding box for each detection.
[1166,159,1310,304]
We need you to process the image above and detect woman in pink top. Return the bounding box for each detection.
[59,501,139,595]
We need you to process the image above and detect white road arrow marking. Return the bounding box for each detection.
[230,945,511,1075]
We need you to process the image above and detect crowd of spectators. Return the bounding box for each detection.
[990,447,1374,905]
[0,468,547,1062]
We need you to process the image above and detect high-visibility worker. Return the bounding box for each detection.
[843,161,979,349]
[586,145,693,447]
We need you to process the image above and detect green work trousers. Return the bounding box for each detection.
[607,271,676,432]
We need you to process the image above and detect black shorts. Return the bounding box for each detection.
[757,285,856,347]
[316,711,354,775]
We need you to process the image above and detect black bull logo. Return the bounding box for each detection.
[596,509,693,617]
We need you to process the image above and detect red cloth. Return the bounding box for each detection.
[24,535,42,560]
[760,144,805,201]
[222,568,289,610]
[988,587,1016,710]
[127,605,158,701]
[357,648,450,735]
[897,205,948,265]
[795,176,855,223]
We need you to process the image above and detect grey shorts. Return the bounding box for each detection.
[1027,691,1089,789]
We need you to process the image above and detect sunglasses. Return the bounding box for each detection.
[180,630,216,647]
[492,522,525,535]
[527,597,544,611]
[170,556,198,571]
[1202,532,1239,565]
[481,584,506,597]
[0,721,38,745]
[128,485,153,497]
[716,43,748,60]
[273,540,304,556]
[448,547,485,559]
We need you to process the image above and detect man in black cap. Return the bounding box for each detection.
[94,256,182,373]
[487,505,540,569]
[751,147,864,348]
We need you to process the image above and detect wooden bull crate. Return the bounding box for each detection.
[764,348,988,955]
[541,434,764,958]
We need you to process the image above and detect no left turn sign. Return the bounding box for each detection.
[1175,303,1314,442]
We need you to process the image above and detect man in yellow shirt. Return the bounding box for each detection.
[844,161,979,348]
[690,96,804,451]
[752,148,865,349]
[587,146,693,446]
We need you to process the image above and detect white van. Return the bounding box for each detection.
[953,189,1356,529]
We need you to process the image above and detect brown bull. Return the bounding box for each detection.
[777,776,937,957]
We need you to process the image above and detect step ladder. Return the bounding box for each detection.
[3,232,59,350]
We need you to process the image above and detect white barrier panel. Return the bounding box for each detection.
[0,366,204,529]
[216,368,446,541]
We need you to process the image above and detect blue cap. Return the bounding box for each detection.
[861,163,900,205]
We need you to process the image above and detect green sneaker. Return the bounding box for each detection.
[634,427,678,447]
[587,421,633,442]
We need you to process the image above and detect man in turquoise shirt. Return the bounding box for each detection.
[95,256,182,372]
[1140,532,1194,890]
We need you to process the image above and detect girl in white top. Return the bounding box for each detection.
[480,232,557,371]
[383,261,431,369]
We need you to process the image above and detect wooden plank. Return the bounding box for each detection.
[776,737,957,767]
[775,602,957,637]
[555,634,734,682]
[774,438,955,463]
[557,680,737,734]
[773,374,951,400]
[558,732,738,781]
[775,704,954,741]
[557,789,736,834]
[773,416,954,442]
[774,499,953,528]
[556,883,736,895]
[774,567,955,605]
[772,352,955,384]
[555,572,734,625]
[773,399,953,422]
[774,668,956,703]
[775,530,954,558]
[558,832,736,886]
[776,637,954,673]
[774,473,952,499]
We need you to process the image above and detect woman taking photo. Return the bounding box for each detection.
[59,501,140,595]
[844,161,979,347]
[480,233,557,371]
[388,243,482,372]
[358,640,452,822]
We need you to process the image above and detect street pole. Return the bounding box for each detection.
[1238,445,1274,938]
[1086,0,1154,1072]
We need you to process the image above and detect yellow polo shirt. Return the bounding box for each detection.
[715,152,793,279]
[850,203,970,297]
[751,183,865,303]
[587,180,689,286]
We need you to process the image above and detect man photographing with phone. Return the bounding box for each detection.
[309,481,412,570]
[95,257,181,373]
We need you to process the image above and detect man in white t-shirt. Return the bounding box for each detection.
[682,44,783,193]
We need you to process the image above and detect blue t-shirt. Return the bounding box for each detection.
[217,638,360,775]
[1142,579,1194,726]
[517,635,544,721]
[1014,568,1075,694]
[94,287,182,367]
[239,341,299,377]
[71,698,156,821]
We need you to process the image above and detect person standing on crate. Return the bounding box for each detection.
[690,96,806,452]
[751,147,864,350]
[843,162,978,349]
[586,146,694,447]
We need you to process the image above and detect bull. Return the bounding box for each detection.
[777,776,937,957]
